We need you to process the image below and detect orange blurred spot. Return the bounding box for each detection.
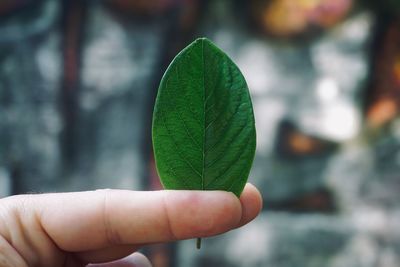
[288,132,322,154]
[260,0,352,37]
[262,0,308,36]
[367,98,398,128]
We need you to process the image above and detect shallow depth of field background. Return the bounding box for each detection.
[1,0,400,266]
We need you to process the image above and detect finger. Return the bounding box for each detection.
[33,187,259,251]
[238,183,263,227]
[87,252,152,267]
[76,184,262,264]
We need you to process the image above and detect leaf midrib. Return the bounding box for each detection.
[201,38,206,190]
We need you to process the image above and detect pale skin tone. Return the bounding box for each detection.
[0,183,262,267]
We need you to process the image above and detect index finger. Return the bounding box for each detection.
[27,183,261,252]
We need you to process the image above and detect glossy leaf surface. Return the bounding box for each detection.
[152,38,256,197]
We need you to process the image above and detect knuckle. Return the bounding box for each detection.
[161,193,179,240]
[100,189,123,245]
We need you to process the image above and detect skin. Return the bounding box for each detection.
[0,183,262,267]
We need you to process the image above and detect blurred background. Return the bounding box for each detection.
[0,0,400,266]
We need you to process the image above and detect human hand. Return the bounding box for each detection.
[0,183,262,267]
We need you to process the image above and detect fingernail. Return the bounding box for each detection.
[125,252,152,267]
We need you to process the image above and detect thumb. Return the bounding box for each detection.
[87,253,152,267]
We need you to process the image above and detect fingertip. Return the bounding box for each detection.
[164,190,242,239]
[238,183,263,227]
[164,184,262,238]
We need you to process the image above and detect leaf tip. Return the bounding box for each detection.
[193,37,214,46]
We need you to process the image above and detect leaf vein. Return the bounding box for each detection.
[165,162,191,189]
[201,39,206,190]
[159,104,203,179]
[205,132,254,189]
[205,101,248,150]
[204,62,244,132]
[175,63,202,124]
[164,74,202,151]
[205,117,251,170]
[205,101,217,115]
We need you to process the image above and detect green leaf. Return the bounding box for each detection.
[152,37,256,197]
